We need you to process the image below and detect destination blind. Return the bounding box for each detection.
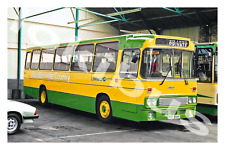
[156,38,189,47]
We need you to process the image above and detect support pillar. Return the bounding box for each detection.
[13,7,22,99]
[75,9,79,41]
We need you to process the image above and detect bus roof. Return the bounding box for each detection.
[195,42,217,47]
[27,34,192,50]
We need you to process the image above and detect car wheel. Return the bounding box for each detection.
[39,87,49,106]
[96,95,113,123]
[8,113,21,135]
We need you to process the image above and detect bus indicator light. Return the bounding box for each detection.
[193,87,196,92]
[147,87,152,93]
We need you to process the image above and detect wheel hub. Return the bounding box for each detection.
[100,101,110,118]
[8,117,18,132]
[41,91,46,103]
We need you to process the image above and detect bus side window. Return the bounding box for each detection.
[71,44,94,72]
[25,52,31,69]
[54,46,72,71]
[92,42,119,72]
[119,49,140,79]
[214,47,218,83]
[196,48,213,82]
[30,49,41,70]
[40,48,55,70]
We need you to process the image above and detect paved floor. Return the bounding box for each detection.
[8,99,217,142]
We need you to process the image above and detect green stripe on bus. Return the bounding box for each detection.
[196,105,217,115]
[24,86,141,121]
[24,86,197,122]
[197,94,213,98]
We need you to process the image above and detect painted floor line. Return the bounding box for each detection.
[59,130,131,139]
[35,138,44,142]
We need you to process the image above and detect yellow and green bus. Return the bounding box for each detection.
[24,34,197,122]
[195,42,218,115]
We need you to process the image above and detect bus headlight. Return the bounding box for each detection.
[192,97,197,103]
[146,98,151,107]
[188,97,192,103]
[152,99,157,106]
[145,98,158,108]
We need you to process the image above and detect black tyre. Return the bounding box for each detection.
[96,95,113,123]
[39,87,49,106]
[8,113,21,135]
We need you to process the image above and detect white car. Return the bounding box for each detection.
[7,100,39,135]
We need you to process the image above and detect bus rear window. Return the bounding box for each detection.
[25,52,31,69]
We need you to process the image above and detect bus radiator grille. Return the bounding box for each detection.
[159,97,188,106]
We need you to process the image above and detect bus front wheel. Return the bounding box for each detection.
[96,96,113,123]
[39,87,49,106]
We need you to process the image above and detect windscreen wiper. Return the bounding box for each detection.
[180,68,189,85]
[184,78,188,85]
[159,66,171,85]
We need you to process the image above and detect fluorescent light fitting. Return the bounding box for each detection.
[106,8,141,17]
[120,30,139,34]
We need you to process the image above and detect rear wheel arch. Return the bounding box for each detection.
[95,93,111,110]
[39,84,46,93]
[8,112,22,135]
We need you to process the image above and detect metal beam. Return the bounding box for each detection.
[113,7,124,20]
[13,7,19,16]
[22,7,65,20]
[107,8,141,17]
[75,7,142,28]
[74,7,123,21]
[162,7,184,15]
[75,9,79,41]
[79,19,119,28]
[118,9,217,27]
[70,7,76,22]
[120,8,126,20]
[68,18,92,24]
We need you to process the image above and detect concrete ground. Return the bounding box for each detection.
[8,99,217,142]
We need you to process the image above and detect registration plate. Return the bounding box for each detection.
[167,115,180,120]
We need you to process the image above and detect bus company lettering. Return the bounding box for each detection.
[32,71,70,83]
[91,77,112,82]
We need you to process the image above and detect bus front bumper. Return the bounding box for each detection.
[137,107,196,122]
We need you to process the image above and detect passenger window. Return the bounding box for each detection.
[214,47,218,83]
[54,46,72,71]
[120,49,140,78]
[93,42,119,72]
[25,52,31,69]
[31,50,41,70]
[40,48,55,70]
[71,44,94,72]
